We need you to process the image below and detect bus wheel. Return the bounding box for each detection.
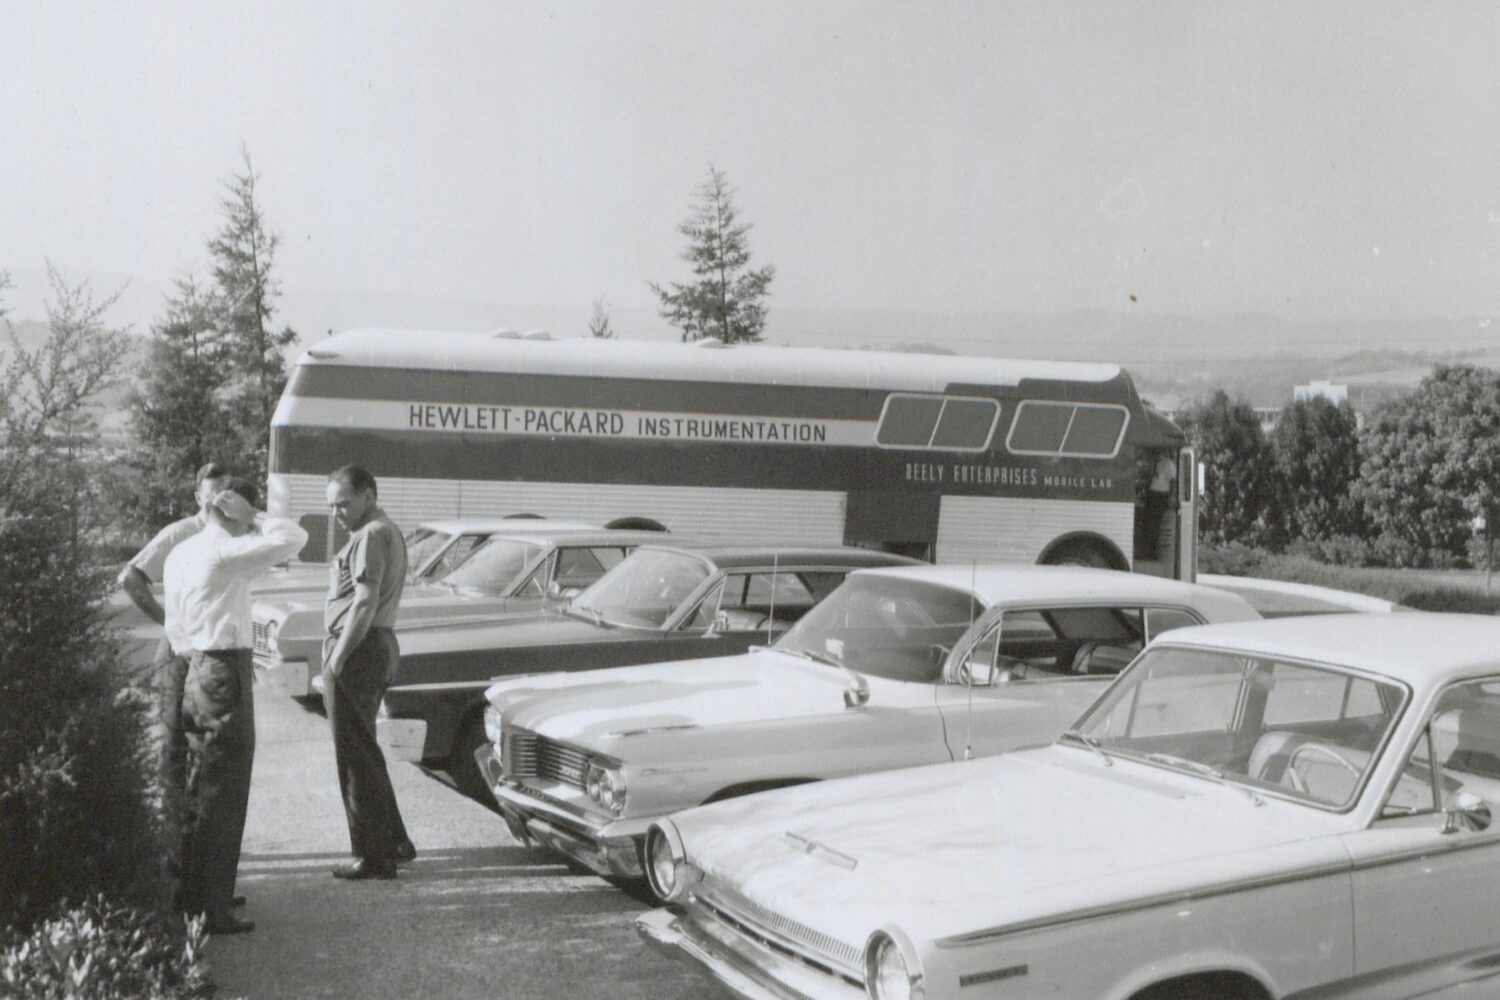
[604,516,668,532]
[1042,540,1121,570]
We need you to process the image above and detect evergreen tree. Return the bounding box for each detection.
[1178,390,1275,546]
[588,298,616,339]
[651,166,775,343]
[208,148,297,486]
[1269,396,1366,544]
[121,275,238,531]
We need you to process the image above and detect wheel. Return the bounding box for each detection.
[448,714,491,801]
[604,516,668,532]
[1042,540,1119,570]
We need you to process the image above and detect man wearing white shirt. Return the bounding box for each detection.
[163,478,307,935]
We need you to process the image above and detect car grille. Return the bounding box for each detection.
[697,877,863,979]
[503,727,591,790]
[251,620,273,656]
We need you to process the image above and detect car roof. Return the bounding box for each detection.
[633,542,922,570]
[1156,613,1500,683]
[470,528,679,547]
[851,564,1259,618]
[416,519,601,535]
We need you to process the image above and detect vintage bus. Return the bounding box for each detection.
[268,329,1197,578]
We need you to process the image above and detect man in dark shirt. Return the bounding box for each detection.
[323,464,414,880]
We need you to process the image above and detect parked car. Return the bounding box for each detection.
[255,521,658,698]
[375,542,919,797]
[638,612,1500,1000]
[476,565,1258,878]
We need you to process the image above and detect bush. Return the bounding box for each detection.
[0,483,173,931]
[1201,543,1500,613]
[0,896,211,1000]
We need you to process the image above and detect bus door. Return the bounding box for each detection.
[843,490,938,562]
[1176,448,1198,582]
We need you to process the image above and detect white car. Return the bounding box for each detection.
[639,612,1500,1000]
[478,565,1257,878]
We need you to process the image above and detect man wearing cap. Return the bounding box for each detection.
[118,463,231,821]
[323,464,415,881]
[163,478,307,934]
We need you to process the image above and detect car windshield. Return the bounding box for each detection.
[1073,646,1407,809]
[571,549,712,629]
[773,574,982,683]
[439,539,544,593]
[405,528,452,580]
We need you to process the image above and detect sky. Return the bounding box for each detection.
[3,1,1499,337]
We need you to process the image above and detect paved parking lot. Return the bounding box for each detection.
[206,680,705,1000]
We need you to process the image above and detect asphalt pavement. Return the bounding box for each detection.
[204,676,707,1000]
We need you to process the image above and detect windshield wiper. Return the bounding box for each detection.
[1059,729,1113,767]
[1145,752,1263,806]
[776,647,844,669]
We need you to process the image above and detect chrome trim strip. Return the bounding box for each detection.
[697,880,863,975]
[1346,833,1500,873]
[936,860,1351,948]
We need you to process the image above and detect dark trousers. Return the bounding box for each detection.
[323,628,410,861]
[179,648,255,917]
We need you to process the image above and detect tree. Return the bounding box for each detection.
[1269,396,1365,544]
[121,274,239,532]
[1357,365,1500,565]
[1178,391,1275,546]
[209,148,297,486]
[651,166,775,343]
[0,267,167,929]
[588,298,616,339]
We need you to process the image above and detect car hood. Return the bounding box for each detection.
[500,650,868,751]
[672,745,1351,950]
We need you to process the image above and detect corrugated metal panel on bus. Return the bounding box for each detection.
[372,542,921,798]
[254,520,648,699]
[473,565,1258,879]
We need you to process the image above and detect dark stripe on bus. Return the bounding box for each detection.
[270,428,1138,503]
[284,365,1139,420]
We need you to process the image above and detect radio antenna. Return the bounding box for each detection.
[766,552,779,645]
[964,559,977,760]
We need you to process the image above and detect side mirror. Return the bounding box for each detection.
[707,610,731,636]
[1442,792,1492,834]
[963,660,1002,687]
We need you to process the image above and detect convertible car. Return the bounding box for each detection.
[639,613,1500,1000]
[477,565,1256,878]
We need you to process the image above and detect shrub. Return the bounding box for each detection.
[0,896,210,1000]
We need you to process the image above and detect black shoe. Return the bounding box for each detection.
[392,840,417,865]
[206,912,256,935]
[332,858,398,880]
[230,895,247,909]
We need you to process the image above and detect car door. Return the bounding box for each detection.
[934,605,1182,760]
[1340,677,1500,976]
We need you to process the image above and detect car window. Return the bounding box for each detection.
[1146,607,1201,639]
[554,547,608,588]
[424,533,488,581]
[440,538,544,593]
[573,549,713,629]
[1385,678,1500,817]
[957,606,1147,681]
[682,571,827,633]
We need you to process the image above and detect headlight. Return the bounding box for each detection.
[866,930,925,1000]
[483,705,503,745]
[644,822,700,903]
[585,762,627,814]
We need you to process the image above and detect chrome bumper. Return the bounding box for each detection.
[636,909,862,1000]
[262,657,314,698]
[376,718,429,762]
[474,745,647,878]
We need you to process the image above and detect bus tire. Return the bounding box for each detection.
[1040,538,1126,571]
[604,516,668,532]
[503,512,545,519]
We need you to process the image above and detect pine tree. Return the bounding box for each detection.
[651,166,775,343]
[121,274,238,531]
[588,298,616,339]
[208,148,297,486]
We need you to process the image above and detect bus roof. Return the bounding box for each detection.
[299,328,1126,394]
